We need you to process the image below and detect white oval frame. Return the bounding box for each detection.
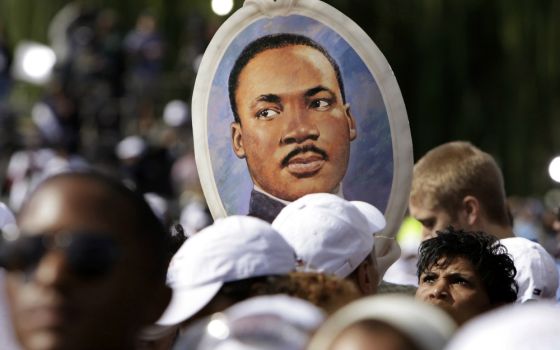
[192,0,412,238]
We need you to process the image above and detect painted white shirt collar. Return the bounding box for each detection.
[253,184,344,205]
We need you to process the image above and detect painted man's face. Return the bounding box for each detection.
[231,45,356,201]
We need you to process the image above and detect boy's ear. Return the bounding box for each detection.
[462,195,481,226]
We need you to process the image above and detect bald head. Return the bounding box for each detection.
[27,173,166,254]
[6,171,171,350]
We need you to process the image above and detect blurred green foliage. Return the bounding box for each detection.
[326,0,560,198]
[1,0,559,196]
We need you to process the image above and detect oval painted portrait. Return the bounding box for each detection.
[192,0,412,236]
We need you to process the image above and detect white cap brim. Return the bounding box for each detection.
[351,201,386,233]
[157,281,223,326]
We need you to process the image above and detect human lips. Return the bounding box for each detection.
[422,298,453,312]
[281,144,329,178]
[286,153,326,177]
[24,304,75,330]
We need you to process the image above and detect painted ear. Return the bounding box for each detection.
[231,122,246,158]
[462,195,481,226]
[345,104,357,141]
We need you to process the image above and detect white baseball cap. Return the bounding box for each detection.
[225,294,326,331]
[0,202,15,230]
[500,237,559,302]
[174,295,326,350]
[445,302,560,350]
[272,193,386,278]
[157,216,296,326]
[307,295,457,350]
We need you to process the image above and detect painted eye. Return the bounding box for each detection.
[257,109,279,119]
[310,99,331,110]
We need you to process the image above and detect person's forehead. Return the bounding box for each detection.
[18,178,132,236]
[241,45,337,82]
[252,44,328,61]
[409,202,448,219]
[409,187,439,208]
[429,256,477,275]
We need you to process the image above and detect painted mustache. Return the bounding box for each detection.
[281,144,329,168]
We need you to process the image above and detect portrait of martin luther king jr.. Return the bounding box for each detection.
[229,33,357,222]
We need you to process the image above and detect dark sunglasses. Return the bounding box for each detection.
[0,230,120,278]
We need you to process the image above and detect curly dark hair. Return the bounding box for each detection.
[217,272,360,315]
[417,226,518,305]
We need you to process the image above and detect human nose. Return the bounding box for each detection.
[280,104,319,144]
[33,251,72,289]
[421,228,434,241]
[428,280,449,299]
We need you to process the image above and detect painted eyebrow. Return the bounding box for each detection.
[249,94,282,111]
[304,85,337,99]
[254,94,281,104]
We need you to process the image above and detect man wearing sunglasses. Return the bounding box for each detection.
[1,171,171,350]
[0,202,19,350]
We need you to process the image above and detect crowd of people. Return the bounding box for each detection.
[0,4,211,235]
[1,3,560,350]
[0,142,559,350]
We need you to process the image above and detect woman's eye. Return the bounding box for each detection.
[422,275,436,284]
[256,109,279,119]
[453,278,469,286]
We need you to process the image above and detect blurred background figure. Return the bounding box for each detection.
[2,172,171,350]
[5,104,89,211]
[122,11,164,134]
[444,302,560,350]
[0,202,20,350]
[552,207,560,300]
[116,135,174,197]
[383,216,423,287]
[307,294,456,350]
[178,198,212,238]
[0,21,12,102]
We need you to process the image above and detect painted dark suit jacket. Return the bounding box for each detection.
[247,190,286,223]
